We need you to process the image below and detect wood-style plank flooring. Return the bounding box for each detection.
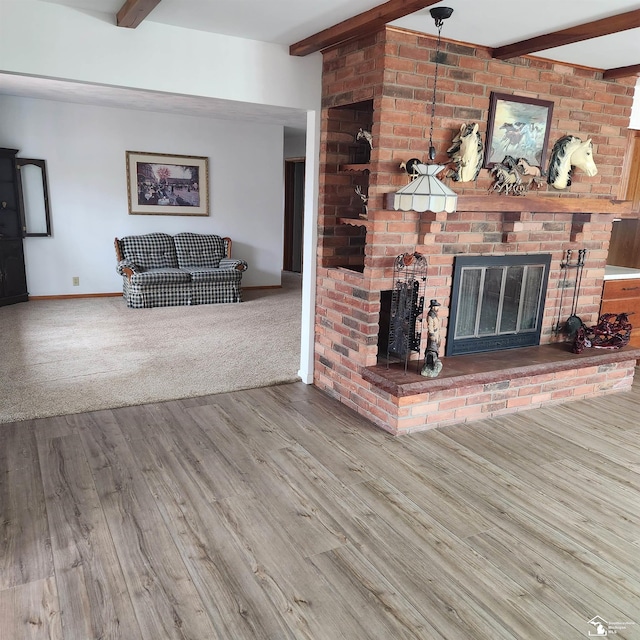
[1,375,640,639]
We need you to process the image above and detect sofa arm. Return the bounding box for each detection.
[117,259,142,280]
[219,258,248,272]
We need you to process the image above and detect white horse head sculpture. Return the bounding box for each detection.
[547,135,597,190]
[447,122,483,183]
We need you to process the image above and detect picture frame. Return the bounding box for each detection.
[126,151,209,216]
[483,93,554,169]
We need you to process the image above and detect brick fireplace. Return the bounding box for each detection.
[314,27,639,435]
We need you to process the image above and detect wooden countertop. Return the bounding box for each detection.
[604,265,640,280]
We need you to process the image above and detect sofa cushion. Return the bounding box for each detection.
[183,267,243,283]
[120,233,178,269]
[174,233,226,269]
[130,268,191,286]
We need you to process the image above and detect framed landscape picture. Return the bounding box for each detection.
[483,93,554,169]
[126,151,209,216]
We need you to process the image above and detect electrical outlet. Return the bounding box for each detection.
[72,277,80,286]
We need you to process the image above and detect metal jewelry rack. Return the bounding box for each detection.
[387,252,428,373]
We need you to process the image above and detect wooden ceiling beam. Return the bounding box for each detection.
[290,0,443,56]
[117,0,162,29]
[493,9,640,60]
[603,63,640,80]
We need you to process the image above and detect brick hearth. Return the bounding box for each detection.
[313,26,639,435]
[361,344,640,435]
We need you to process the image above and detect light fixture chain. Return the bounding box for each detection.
[428,21,443,161]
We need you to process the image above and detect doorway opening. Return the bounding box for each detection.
[284,159,304,273]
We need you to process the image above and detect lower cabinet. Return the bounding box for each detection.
[600,278,640,344]
[0,239,28,306]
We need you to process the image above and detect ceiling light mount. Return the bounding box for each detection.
[429,6,453,28]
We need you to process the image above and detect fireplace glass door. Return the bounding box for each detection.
[446,254,551,356]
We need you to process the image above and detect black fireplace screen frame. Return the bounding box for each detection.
[446,253,552,356]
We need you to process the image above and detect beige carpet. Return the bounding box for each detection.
[0,273,302,424]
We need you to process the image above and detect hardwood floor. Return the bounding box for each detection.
[1,375,640,639]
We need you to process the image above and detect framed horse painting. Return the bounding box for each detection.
[483,93,554,169]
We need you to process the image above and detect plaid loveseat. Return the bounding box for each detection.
[114,232,247,308]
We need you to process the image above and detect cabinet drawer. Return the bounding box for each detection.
[602,278,640,300]
[600,297,640,320]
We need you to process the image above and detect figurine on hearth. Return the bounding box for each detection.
[421,299,443,378]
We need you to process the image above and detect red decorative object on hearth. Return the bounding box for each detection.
[571,312,633,354]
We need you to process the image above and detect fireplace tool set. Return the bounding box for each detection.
[554,248,633,351]
[554,249,586,338]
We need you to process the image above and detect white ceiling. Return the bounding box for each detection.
[39,0,640,68]
[3,0,640,129]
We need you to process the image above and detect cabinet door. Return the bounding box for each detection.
[0,240,28,303]
[0,150,23,239]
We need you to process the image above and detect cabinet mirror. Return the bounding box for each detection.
[16,158,52,237]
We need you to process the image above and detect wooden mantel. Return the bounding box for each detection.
[455,195,636,216]
[383,194,638,217]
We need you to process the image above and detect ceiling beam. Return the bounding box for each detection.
[117,0,162,29]
[290,0,442,56]
[492,9,640,60]
[603,63,640,80]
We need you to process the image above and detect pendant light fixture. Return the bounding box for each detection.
[393,6,457,214]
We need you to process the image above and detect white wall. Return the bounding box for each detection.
[0,1,321,112]
[0,95,285,295]
[284,129,307,159]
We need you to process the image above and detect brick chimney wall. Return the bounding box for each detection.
[314,27,636,432]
